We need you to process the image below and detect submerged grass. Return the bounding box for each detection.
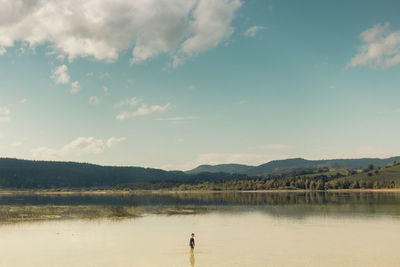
[0,204,220,224]
[0,205,141,223]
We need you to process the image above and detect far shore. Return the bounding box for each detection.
[0,188,400,195]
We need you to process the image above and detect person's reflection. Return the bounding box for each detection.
[189,252,195,267]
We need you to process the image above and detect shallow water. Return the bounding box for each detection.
[0,192,400,266]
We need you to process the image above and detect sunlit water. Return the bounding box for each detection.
[0,192,399,267]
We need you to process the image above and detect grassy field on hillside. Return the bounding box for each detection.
[339,165,400,183]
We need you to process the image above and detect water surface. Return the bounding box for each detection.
[0,192,399,266]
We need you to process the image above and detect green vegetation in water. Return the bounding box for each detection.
[0,204,217,223]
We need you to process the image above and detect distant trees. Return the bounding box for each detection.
[368,164,375,170]
[169,174,399,191]
[386,161,400,168]
[0,158,399,191]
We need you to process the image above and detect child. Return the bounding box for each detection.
[189,233,195,252]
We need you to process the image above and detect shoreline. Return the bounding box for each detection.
[0,188,399,195]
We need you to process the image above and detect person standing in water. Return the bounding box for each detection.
[189,233,195,252]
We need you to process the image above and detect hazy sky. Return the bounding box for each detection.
[1,0,400,170]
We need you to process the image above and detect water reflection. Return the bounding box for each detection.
[1,191,400,206]
[0,191,400,223]
[189,252,195,267]
[0,204,399,266]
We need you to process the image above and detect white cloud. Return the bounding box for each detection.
[173,0,242,67]
[70,81,81,94]
[32,136,126,159]
[17,46,25,56]
[346,22,400,69]
[50,64,70,84]
[0,107,11,122]
[118,97,141,107]
[56,54,65,61]
[248,144,289,150]
[116,103,171,120]
[0,46,6,55]
[244,25,266,37]
[89,96,99,105]
[105,137,126,148]
[103,86,109,93]
[238,100,248,105]
[156,116,194,124]
[360,23,389,43]
[51,64,80,93]
[19,98,28,104]
[394,108,400,113]
[0,0,242,67]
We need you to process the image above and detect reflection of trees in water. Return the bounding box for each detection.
[0,192,400,223]
[2,191,400,206]
[173,191,400,206]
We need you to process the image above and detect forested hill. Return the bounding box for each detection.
[187,157,400,175]
[0,158,244,188]
[1,157,400,189]
[186,164,253,175]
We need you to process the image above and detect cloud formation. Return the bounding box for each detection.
[0,107,11,122]
[244,25,266,37]
[32,136,125,159]
[0,0,242,67]
[89,96,99,105]
[116,103,171,120]
[346,22,400,69]
[70,81,80,94]
[118,97,141,107]
[50,65,70,84]
[50,64,80,94]
[172,0,242,67]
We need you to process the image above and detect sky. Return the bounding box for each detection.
[0,0,400,170]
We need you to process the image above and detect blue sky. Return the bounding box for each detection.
[0,0,400,170]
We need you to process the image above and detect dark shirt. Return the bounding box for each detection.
[189,237,195,246]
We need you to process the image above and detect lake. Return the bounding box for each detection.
[0,191,399,266]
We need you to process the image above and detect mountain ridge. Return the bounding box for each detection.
[186,156,400,175]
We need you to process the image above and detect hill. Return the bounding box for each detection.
[186,164,253,175]
[176,162,400,191]
[1,156,400,189]
[186,157,400,176]
[336,163,400,186]
[0,158,244,189]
